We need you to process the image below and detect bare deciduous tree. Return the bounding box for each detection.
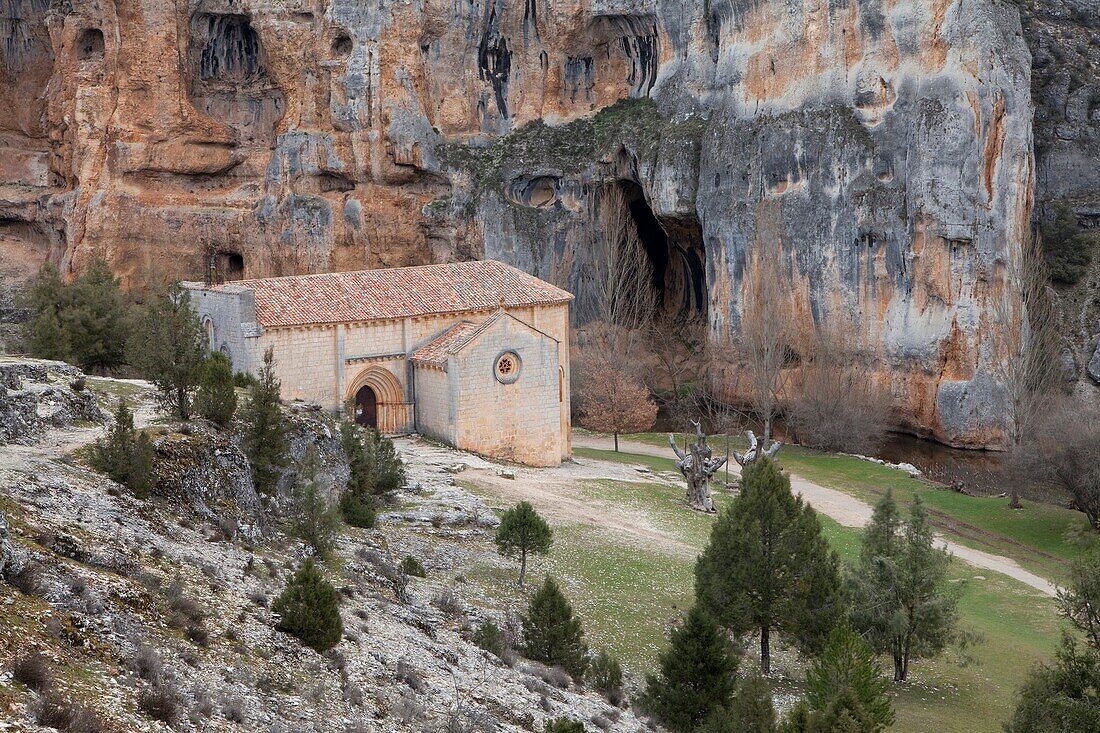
[574,349,658,451]
[990,233,1061,509]
[787,319,891,454]
[737,243,794,449]
[575,184,658,345]
[1034,399,1100,531]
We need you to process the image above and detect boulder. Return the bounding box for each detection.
[1089,341,1100,386]
[151,423,264,539]
[0,507,12,577]
[275,403,350,503]
[0,360,105,444]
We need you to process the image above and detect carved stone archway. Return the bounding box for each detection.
[345,366,409,434]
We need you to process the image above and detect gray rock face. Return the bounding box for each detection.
[0,507,12,578]
[151,423,265,539]
[0,360,104,444]
[1089,341,1100,385]
[457,0,1034,447]
[1018,0,1100,213]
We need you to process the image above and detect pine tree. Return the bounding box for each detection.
[362,427,405,495]
[695,457,842,675]
[127,282,206,419]
[338,420,379,527]
[698,676,778,733]
[804,626,893,733]
[495,501,553,585]
[28,308,70,361]
[640,605,739,733]
[290,447,341,557]
[89,400,154,497]
[241,348,287,495]
[1007,546,1100,733]
[848,493,960,681]
[273,559,343,653]
[25,263,71,361]
[195,351,237,427]
[521,576,589,677]
[341,420,370,493]
[587,649,625,704]
[65,259,130,372]
[1057,547,1100,650]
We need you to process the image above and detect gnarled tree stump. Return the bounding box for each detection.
[733,430,781,467]
[670,422,728,513]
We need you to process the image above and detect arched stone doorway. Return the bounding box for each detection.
[354,384,378,428]
[345,366,409,434]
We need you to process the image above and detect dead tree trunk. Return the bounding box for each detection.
[670,422,728,512]
[733,430,781,467]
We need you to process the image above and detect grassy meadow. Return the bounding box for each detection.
[465,439,1085,733]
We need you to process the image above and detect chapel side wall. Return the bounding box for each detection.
[413,366,454,446]
[258,327,338,408]
[452,319,561,467]
[185,284,259,374]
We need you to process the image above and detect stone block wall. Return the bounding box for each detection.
[452,316,562,467]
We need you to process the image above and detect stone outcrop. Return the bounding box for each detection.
[1,1,1095,446]
[150,422,265,539]
[0,360,104,444]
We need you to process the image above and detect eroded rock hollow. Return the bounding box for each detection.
[2,0,1097,446]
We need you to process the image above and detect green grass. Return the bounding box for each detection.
[466,449,1067,732]
[579,434,1094,583]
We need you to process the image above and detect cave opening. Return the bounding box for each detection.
[212,251,244,282]
[331,34,352,58]
[77,28,104,60]
[615,180,707,322]
[197,14,264,81]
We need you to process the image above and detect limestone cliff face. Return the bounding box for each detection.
[0,0,1062,446]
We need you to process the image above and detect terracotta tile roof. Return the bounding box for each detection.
[409,321,486,369]
[223,260,572,328]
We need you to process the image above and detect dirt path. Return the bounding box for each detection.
[574,435,1059,597]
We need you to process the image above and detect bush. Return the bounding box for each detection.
[339,490,377,529]
[400,556,426,578]
[139,684,181,727]
[342,422,405,496]
[1042,205,1096,285]
[544,718,585,733]
[273,559,343,653]
[521,576,589,678]
[195,352,237,427]
[289,447,341,556]
[433,586,464,616]
[10,561,45,596]
[13,652,54,692]
[36,692,105,733]
[587,649,624,704]
[233,371,256,389]
[472,621,508,658]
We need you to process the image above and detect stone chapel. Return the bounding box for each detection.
[184,260,572,466]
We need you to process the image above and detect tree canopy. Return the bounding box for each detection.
[695,457,842,674]
[847,492,960,682]
[495,501,553,585]
[640,604,739,733]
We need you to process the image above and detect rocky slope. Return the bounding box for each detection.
[0,364,636,732]
[1,0,1097,445]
